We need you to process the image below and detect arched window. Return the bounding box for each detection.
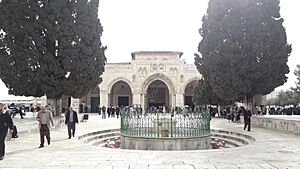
[152,64,158,71]
[159,64,164,72]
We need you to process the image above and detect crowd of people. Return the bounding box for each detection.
[267,106,300,115]
[1,101,299,161]
[96,105,201,118]
[97,105,122,119]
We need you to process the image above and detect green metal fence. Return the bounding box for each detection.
[120,110,211,138]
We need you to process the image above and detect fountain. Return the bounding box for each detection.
[120,110,211,150]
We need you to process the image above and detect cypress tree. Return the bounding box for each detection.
[0,0,106,100]
[195,0,292,106]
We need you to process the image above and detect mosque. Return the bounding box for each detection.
[70,51,201,112]
[61,51,265,112]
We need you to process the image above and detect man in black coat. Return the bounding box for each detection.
[65,107,79,139]
[244,109,252,132]
[0,103,14,160]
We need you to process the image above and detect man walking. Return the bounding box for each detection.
[0,103,14,160]
[36,105,54,148]
[65,107,78,139]
[244,109,252,132]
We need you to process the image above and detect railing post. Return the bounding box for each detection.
[171,115,173,138]
[157,113,159,137]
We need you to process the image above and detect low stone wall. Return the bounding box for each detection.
[121,134,211,150]
[17,117,65,136]
[247,116,300,135]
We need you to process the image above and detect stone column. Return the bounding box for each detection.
[100,90,109,107]
[140,93,144,110]
[171,94,175,108]
[132,93,140,105]
[175,93,184,108]
[143,93,147,112]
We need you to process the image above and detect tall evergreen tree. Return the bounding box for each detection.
[292,65,300,104]
[195,0,291,106]
[0,0,106,99]
[193,78,231,106]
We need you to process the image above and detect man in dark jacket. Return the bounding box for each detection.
[0,103,14,160]
[244,109,252,132]
[65,107,79,139]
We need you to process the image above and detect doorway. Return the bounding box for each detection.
[118,96,129,107]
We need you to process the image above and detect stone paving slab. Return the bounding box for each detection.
[1,114,300,169]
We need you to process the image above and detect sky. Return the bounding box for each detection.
[0,0,299,100]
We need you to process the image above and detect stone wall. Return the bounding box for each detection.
[121,135,211,150]
[247,116,300,135]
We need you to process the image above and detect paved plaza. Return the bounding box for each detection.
[1,114,300,169]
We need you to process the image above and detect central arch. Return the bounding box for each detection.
[142,73,175,108]
[146,80,169,108]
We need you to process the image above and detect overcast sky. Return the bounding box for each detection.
[0,0,299,99]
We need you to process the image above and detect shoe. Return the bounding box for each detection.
[47,140,50,145]
[68,136,71,139]
[0,156,4,160]
[39,145,44,148]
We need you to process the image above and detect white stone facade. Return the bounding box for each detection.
[98,51,201,110]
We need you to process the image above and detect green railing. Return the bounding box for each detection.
[120,110,210,138]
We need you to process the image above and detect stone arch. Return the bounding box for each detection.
[183,77,201,92]
[142,73,175,94]
[107,77,133,94]
[183,78,200,108]
[108,79,133,107]
[159,64,165,72]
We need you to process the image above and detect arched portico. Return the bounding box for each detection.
[146,80,170,108]
[98,77,133,108]
[109,80,132,107]
[142,73,175,109]
[95,51,208,111]
[142,73,175,94]
[184,80,198,109]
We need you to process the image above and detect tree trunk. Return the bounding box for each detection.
[246,95,255,115]
[217,104,221,117]
[47,98,62,116]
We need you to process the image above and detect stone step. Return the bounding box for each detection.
[92,135,120,147]
[211,132,249,145]
[79,128,254,149]
[211,136,241,147]
[78,128,119,140]
[81,131,120,144]
[211,129,255,143]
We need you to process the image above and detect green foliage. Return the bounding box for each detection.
[291,65,300,104]
[0,0,106,99]
[195,0,292,102]
[267,90,298,106]
[192,78,232,106]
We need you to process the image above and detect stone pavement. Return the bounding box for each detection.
[1,114,300,169]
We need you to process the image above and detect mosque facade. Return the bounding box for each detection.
[64,51,265,112]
